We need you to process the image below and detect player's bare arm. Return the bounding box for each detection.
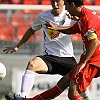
[74,33,99,77]
[3,27,35,54]
[67,14,79,21]
[45,21,76,34]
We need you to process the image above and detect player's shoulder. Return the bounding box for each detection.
[39,9,52,16]
[82,7,97,21]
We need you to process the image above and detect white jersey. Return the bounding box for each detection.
[32,9,75,57]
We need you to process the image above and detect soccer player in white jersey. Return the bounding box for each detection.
[3,0,89,100]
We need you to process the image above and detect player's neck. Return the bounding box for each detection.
[51,9,63,16]
[76,6,84,17]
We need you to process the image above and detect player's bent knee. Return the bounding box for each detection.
[26,58,48,73]
[26,60,37,71]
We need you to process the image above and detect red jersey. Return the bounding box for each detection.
[72,7,100,67]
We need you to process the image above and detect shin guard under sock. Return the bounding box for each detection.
[20,70,35,97]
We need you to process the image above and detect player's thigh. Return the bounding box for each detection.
[69,63,100,93]
[26,56,48,72]
[45,56,77,76]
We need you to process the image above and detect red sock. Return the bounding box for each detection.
[26,85,62,100]
[73,95,84,100]
[40,85,62,99]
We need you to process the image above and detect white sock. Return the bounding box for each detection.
[20,70,35,97]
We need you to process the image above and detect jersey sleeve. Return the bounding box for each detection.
[31,14,42,31]
[71,22,81,33]
[83,14,99,40]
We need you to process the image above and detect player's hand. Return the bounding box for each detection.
[74,63,86,78]
[3,46,19,54]
[67,14,79,21]
[44,21,57,30]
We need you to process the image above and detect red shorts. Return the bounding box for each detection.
[69,63,100,93]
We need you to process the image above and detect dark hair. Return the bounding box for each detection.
[66,0,84,6]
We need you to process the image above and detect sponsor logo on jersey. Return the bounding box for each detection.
[47,29,61,39]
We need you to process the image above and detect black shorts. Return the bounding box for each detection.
[37,55,77,76]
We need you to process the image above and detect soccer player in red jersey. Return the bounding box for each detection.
[44,0,100,99]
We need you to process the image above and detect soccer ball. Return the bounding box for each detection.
[0,62,6,81]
